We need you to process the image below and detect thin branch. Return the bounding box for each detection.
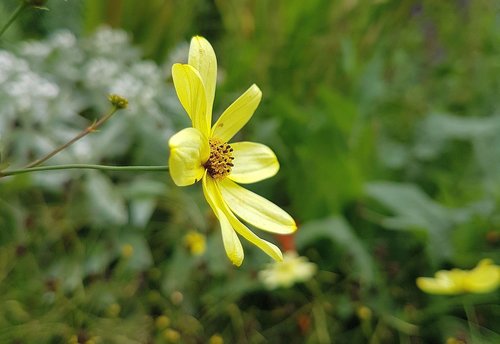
[0,2,28,38]
[24,106,119,168]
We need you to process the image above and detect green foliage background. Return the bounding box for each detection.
[0,0,499,343]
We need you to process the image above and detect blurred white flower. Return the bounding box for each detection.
[0,51,59,118]
[84,57,121,88]
[49,30,77,50]
[109,61,163,115]
[88,26,131,56]
[0,51,29,83]
[20,41,52,59]
[259,251,317,289]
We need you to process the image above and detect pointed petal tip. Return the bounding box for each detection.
[274,251,284,262]
[229,252,244,267]
[192,35,207,42]
[250,83,262,93]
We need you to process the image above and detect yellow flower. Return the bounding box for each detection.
[258,251,316,289]
[416,259,500,295]
[169,36,296,266]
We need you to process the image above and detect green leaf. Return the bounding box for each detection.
[296,216,375,286]
[85,171,127,226]
[365,181,454,263]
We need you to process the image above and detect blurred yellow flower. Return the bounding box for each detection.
[120,243,134,258]
[184,231,206,255]
[169,36,296,266]
[208,334,224,344]
[155,315,171,330]
[416,259,500,295]
[258,251,316,289]
[356,305,372,320]
[163,328,181,342]
[446,337,466,344]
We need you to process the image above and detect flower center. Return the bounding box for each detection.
[204,138,234,179]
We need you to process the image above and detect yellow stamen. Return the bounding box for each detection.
[205,138,234,179]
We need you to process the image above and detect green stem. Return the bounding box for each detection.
[24,106,119,168]
[464,302,479,342]
[0,164,169,178]
[0,2,28,38]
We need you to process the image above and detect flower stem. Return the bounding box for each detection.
[0,164,169,178]
[24,106,119,168]
[0,2,28,38]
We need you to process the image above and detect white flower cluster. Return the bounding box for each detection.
[0,27,181,187]
[0,51,59,119]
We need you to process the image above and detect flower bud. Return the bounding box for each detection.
[108,94,128,109]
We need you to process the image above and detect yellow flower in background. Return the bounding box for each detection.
[416,259,500,295]
[184,231,206,255]
[169,36,296,266]
[208,334,224,344]
[258,251,317,289]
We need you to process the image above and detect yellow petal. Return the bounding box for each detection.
[168,128,209,186]
[218,178,296,235]
[212,84,262,142]
[171,63,210,137]
[205,176,283,262]
[188,36,217,118]
[463,260,500,293]
[416,277,458,295]
[229,142,279,184]
[202,174,244,266]
[416,270,466,295]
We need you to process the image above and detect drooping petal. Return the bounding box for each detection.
[212,84,262,142]
[229,142,279,184]
[188,36,217,118]
[218,178,297,235]
[202,174,244,266]
[171,63,210,137]
[168,128,209,186]
[205,176,283,262]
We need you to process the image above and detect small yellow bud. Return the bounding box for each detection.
[163,328,181,342]
[121,243,134,258]
[209,334,224,344]
[155,315,171,330]
[184,231,206,256]
[108,94,128,109]
[356,306,372,320]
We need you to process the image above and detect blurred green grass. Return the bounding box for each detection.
[0,0,499,343]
